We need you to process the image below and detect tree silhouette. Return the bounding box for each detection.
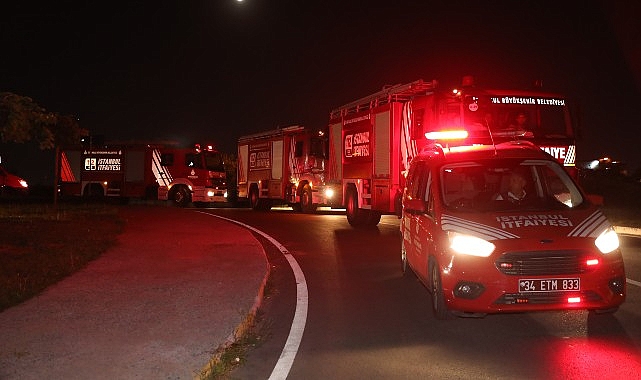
[1,92,87,149]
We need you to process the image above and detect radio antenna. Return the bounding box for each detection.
[484,116,498,157]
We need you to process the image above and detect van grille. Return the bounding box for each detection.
[496,250,587,276]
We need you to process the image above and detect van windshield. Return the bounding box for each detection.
[441,159,583,212]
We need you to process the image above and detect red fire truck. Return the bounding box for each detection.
[236,125,331,212]
[58,142,228,207]
[326,76,578,227]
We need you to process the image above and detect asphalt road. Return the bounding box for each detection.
[1,205,638,379]
[208,209,641,380]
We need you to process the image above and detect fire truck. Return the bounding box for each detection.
[326,76,578,227]
[58,142,228,207]
[236,125,331,212]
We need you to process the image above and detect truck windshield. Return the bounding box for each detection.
[441,158,583,212]
[204,152,225,172]
[463,94,572,140]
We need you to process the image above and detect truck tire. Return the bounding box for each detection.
[366,210,382,226]
[249,186,270,211]
[300,185,315,213]
[287,185,302,211]
[171,186,191,207]
[346,187,366,227]
[83,183,105,200]
[249,186,260,210]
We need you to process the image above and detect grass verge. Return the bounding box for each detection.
[0,202,124,312]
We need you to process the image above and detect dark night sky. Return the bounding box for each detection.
[2,1,640,183]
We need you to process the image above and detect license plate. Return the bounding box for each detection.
[518,278,580,293]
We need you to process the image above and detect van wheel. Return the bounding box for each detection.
[172,186,190,207]
[430,259,450,320]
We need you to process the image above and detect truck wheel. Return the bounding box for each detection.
[172,186,190,207]
[346,188,365,227]
[300,185,315,213]
[366,210,382,226]
[83,184,105,200]
[249,186,270,211]
[249,187,260,210]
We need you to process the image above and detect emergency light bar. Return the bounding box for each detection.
[425,130,469,140]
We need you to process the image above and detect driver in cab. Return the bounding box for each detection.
[494,172,528,203]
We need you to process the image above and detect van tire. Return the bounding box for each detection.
[430,258,451,320]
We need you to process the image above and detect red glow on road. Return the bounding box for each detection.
[545,338,641,379]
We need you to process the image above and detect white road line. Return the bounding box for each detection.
[627,278,641,288]
[200,212,307,380]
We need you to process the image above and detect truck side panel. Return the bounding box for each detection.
[328,122,342,181]
[122,149,151,198]
[373,109,391,212]
[342,113,373,180]
[237,144,248,199]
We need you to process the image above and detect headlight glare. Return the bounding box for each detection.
[595,227,619,254]
[449,232,495,257]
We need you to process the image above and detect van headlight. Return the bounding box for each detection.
[595,227,619,254]
[448,232,495,257]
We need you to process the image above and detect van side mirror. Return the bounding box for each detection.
[404,198,427,213]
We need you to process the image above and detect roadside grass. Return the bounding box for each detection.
[200,316,268,379]
[0,202,124,312]
[200,269,276,380]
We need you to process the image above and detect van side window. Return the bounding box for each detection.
[408,161,425,199]
[423,169,434,216]
[408,161,433,216]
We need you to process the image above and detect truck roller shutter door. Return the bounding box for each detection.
[272,140,283,180]
[375,111,391,177]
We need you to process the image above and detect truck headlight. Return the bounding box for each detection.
[595,227,619,254]
[448,232,495,257]
[324,188,335,199]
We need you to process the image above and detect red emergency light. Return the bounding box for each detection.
[425,130,469,140]
[586,259,599,266]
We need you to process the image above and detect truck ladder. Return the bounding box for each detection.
[330,79,438,119]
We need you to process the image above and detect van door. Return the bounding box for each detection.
[403,161,434,279]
